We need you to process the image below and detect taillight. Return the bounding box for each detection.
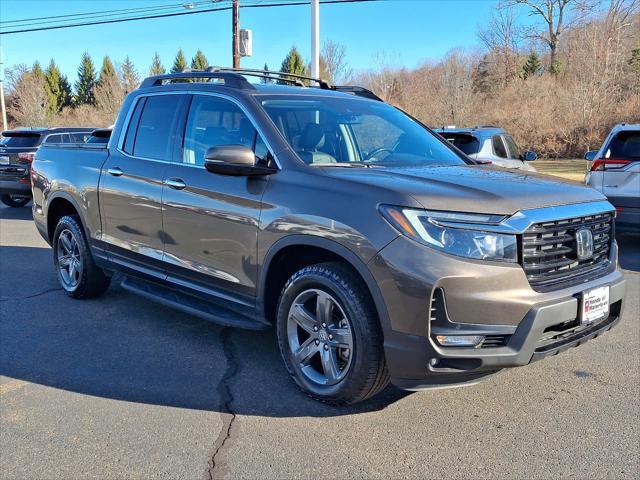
[590,158,630,171]
[18,152,35,162]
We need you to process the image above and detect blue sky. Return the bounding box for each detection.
[0,0,497,83]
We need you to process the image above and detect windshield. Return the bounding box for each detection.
[438,133,481,155]
[0,133,41,148]
[261,96,466,168]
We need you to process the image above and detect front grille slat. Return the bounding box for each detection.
[521,211,614,291]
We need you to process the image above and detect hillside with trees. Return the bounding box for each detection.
[3,0,638,157]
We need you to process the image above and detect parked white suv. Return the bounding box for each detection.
[585,124,640,233]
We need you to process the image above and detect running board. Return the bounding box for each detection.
[120,276,269,330]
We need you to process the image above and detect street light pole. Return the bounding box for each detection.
[311,0,319,81]
[232,0,240,68]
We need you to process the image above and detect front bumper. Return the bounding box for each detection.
[369,235,626,390]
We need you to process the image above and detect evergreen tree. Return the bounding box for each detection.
[171,48,188,73]
[32,61,45,79]
[121,56,139,93]
[45,60,72,113]
[98,56,118,86]
[191,49,209,71]
[75,52,97,105]
[522,52,543,80]
[149,52,165,76]
[261,62,272,84]
[472,55,492,94]
[279,46,306,84]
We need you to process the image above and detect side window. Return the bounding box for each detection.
[132,95,183,160]
[44,134,63,144]
[503,135,521,159]
[182,95,262,166]
[122,98,146,154]
[492,135,508,158]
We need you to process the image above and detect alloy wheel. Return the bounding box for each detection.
[57,229,83,290]
[287,288,354,386]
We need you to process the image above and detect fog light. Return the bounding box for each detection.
[435,335,484,347]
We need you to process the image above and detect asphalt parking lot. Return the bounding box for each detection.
[1,203,638,480]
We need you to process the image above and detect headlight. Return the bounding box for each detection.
[380,205,518,262]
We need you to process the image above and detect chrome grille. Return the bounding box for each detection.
[521,212,614,291]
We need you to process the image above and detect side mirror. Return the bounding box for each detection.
[204,145,276,176]
[584,150,598,161]
[521,150,538,162]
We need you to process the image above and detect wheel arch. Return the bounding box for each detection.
[46,193,88,243]
[258,235,391,333]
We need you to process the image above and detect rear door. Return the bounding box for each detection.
[601,130,640,208]
[161,93,271,301]
[99,93,188,278]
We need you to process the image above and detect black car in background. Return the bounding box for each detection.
[0,127,95,207]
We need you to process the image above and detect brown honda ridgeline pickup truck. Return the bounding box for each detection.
[31,69,626,405]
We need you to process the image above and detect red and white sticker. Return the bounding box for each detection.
[582,286,610,324]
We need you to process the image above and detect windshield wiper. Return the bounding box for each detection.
[314,162,382,168]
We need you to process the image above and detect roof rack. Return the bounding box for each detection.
[138,66,384,102]
[210,66,330,89]
[139,70,256,90]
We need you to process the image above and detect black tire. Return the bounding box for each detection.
[276,262,390,405]
[52,215,110,299]
[1,194,30,207]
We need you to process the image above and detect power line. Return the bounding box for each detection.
[0,0,379,35]
[0,1,219,26]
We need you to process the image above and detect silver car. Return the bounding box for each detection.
[435,126,538,171]
[585,123,640,233]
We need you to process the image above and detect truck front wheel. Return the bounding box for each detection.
[276,262,390,405]
[52,215,110,299]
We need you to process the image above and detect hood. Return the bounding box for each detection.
[323,165,604,215]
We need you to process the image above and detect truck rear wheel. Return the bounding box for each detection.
[52,215,110,299]
[276,262,389,405]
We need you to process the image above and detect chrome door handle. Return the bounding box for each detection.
[164,178,186,190]
[107,167,123,177]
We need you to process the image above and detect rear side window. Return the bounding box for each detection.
[606,131,640,161]
[182,95,259,166]
[131,95,183,160]
[0,133,41,148]
[441,134,480,155]
[492,135,508,158]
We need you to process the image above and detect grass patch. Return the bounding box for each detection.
[535,159,589,182]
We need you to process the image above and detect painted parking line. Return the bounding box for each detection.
[0,380,29,396]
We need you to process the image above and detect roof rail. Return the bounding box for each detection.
[330,85,383,102]
[139,70,255,90]
[139,66,384,102]
[474,125,500,129]
[211,66,330,89]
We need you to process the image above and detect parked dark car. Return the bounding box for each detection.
[31,69,625,405]
[0,127,95,207]
[434,126,538,171]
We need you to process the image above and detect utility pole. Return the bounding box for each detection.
[232,0,240,68]
[311,0,319,82]
[0,49,7,131]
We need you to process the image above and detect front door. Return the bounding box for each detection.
[161,94,272,302]
[100,94,187,277]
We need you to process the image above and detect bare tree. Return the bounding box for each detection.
[505,0,600,74]
[94,67,125,124]
[320,41,352,83]
[5,65,49,127]
[478,6,522,86]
